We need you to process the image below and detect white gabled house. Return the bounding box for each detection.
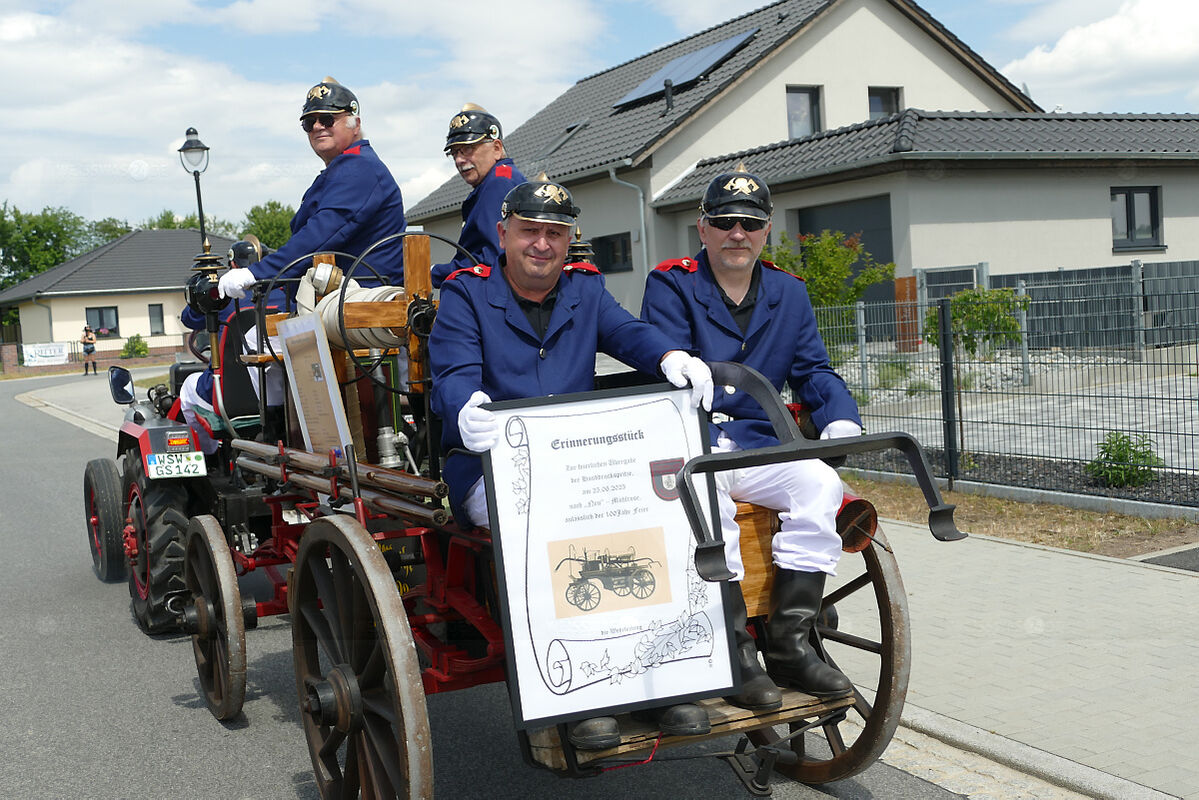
[408,0,1040,309]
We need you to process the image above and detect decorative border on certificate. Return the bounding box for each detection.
[482,384,733,729]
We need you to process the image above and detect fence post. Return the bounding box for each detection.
[1017,280,1030,387]
[915,268,928,325]
[976,261,990,290]
[855,301,868,393]
[937,298,959,486]
[1131,258,1145,361]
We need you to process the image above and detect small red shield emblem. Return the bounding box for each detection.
[650,458,684,501]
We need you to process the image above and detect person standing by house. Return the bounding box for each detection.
[80,325,97,374]
[640,164,863,710]
[216,77,407,301]
[429,175,715,751]
[431,104,526,288]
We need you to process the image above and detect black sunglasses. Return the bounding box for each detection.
[301,113,339,133]
[706,216,768,232]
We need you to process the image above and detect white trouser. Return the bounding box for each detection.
[178,326,283,455]
[713,433,843,579]
[462,477,491,528]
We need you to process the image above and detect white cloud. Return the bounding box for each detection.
[635,0,764,33]
[1002,0,1199,111]
[998,0,1125,43]
[0,0,623,227]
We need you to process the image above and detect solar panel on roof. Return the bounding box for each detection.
[612,28,758,109]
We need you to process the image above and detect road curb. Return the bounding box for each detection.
[900,704,1178,800]
[15,391,118,443]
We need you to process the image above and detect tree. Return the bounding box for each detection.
[921,286,1028,358]
[0,203,89,291]
[83,217,132,251]
[763,230,894,308]
[141,208,238,239]
[240,200,294,250]
[763,230,894,363]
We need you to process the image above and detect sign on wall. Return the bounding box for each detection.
[22,342,70,366]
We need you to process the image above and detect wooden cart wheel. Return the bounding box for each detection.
[630,567,656,599]
[570,579,600,611]
[183,515,247,720]
[749,528,910,784]
[291,515,433,800]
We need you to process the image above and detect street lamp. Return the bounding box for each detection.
[177,127,210,245]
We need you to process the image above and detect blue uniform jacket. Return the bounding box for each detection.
[248,140,406,287]
[641,251,860,450]
[430,260,680,519]
[431,158,526,288]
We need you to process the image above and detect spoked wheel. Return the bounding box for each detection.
[568,580,600,611]
[630,568,656,599]
[749,528,910,784]
[291,515,433,799]
[83,457,126,582]
[183,515,247,720]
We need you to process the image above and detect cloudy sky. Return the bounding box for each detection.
[1,0,1194,230]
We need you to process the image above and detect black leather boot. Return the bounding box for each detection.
[724,584,782,711]
[567,716,620,750]
[632,702,710,736]
[764,569,852,698]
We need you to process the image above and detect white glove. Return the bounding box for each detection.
[458,390,499,452]
[660,351,713,411]
[218,268,258,300]
[820,419,862,440]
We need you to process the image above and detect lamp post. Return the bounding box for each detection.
[177,127,210,245]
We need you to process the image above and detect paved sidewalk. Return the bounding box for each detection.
[26,371,1198,798]
[878,518,1198,799]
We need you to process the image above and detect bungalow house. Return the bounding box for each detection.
[408,0,1041,309]
[654,110,1199,304]
[0,228,234,359]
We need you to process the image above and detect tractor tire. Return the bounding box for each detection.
[83,457,126,582]
[123,452,189,634]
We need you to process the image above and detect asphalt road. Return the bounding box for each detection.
[0,372,976,799]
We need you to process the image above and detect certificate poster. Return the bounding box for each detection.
[483,385,734,729]
[276,313,354,457]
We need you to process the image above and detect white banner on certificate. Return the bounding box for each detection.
[484,385,733,729]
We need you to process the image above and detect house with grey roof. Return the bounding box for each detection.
[655,110,1199,302]
[409,0,1040,308]
[0,228,234,355]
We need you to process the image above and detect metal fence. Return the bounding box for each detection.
[813,287,1199,508]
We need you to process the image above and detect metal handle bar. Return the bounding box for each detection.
[678,362,965,582]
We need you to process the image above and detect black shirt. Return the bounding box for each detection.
[509,274,559,339]
[713,261,762,336]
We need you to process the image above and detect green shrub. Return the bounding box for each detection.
[905,379,935,396]
[119,333,150,359]
[875,358,910,389]
[1086,432,1164,487]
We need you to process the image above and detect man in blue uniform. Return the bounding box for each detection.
[431,104,526,288]
[429,176,714,751]
[640,165,863,710]
[218,77,407,300]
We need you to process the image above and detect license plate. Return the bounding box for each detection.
[146,451,206,479]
